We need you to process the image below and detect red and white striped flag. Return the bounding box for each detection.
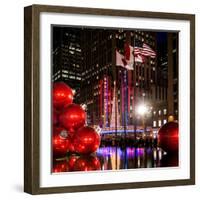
[142,43,156,58]
[135,54,144,63]
[133,47,143,56]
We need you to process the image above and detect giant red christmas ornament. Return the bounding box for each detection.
[158,121,179,152]
[53,127,71,157]
[53,159,69,173]
[53,109,59,126]
[68,155,78,171]
[68,138,75,152]
[73,126,101,154]
[53,155,79,172]
[73,155,101,171]
[53,82,73,110]
[59,103,86,133]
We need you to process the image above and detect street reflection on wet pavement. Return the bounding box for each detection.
[53,146,178,173]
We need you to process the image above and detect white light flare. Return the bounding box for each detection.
[137,104,148,116]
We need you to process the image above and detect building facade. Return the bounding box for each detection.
[52,27,83,102]
[52,27,178,140]
[167,33,179,120]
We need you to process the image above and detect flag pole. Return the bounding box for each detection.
[133,36,137,145]
[124,31,132,146]
[112,32,118,146]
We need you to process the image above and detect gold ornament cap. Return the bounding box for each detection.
[168,115,174,122]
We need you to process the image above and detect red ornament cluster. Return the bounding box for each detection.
[53,155,100,172]
[52,82,101,158]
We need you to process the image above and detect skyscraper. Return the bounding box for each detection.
[52,27,83,92]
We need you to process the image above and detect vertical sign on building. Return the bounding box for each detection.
[121,70,129,128]
[124,70,129,127]
[103,76,109,127]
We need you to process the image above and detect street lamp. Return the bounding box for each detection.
[136,103,149,143]
[136,104,148,116]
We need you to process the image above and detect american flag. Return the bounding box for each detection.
[133,40,143,56]
[142,43,156,58]
[134,40,156,58]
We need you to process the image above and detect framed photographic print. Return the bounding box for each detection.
[24,4,195,194]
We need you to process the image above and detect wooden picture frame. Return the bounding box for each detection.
[24,4,195,194]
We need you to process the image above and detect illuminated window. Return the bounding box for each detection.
[158,120,162,127]
[158,110,162,116]
[69,50,74,54]
[153,121,157,127]
[62,70,68,73]
[153,111,156,115]
[163,119,167,124]
[163,109,167,115]
[76,49,81,52]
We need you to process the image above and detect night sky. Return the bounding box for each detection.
[156,32,168,56]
